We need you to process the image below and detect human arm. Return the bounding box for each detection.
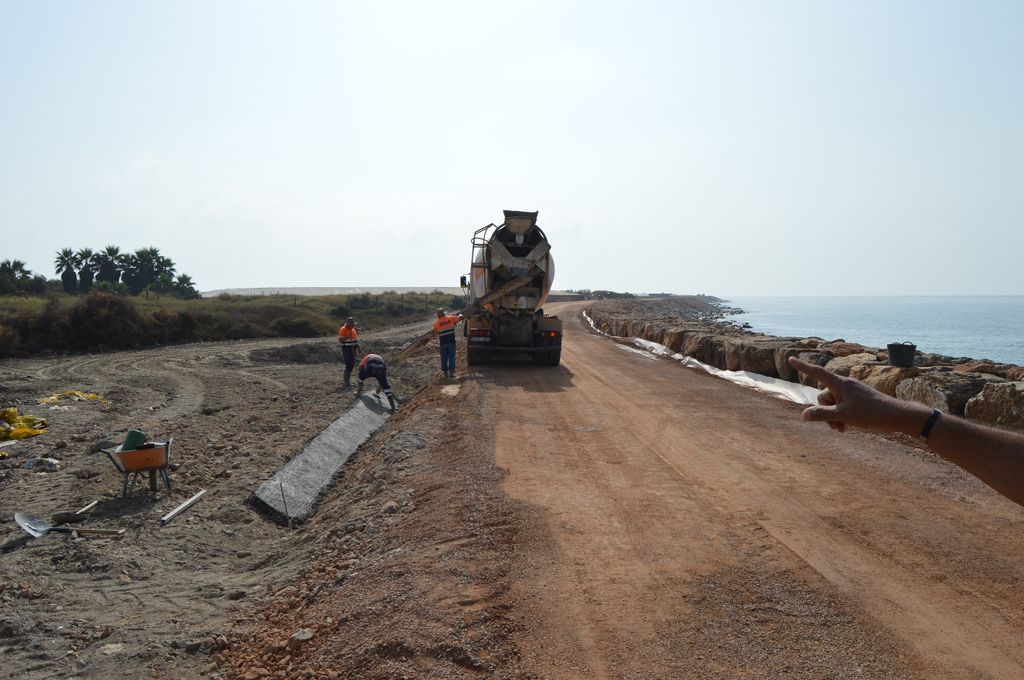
[788,356,1024,507]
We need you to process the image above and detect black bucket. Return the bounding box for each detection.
[887,342,917,368]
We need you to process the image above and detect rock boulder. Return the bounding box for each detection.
[724,338,743,371]
[819,341,877,358]
[953,362,1024,382]
[849,365,919,397]
[683,333,729,369]
[663,327,688,353]
[895,371,1005,416]
[964,382,1024,431]
[739,339,789,377]
[824,353,880,377]
[796,352,832,389]
[774,346,814,383]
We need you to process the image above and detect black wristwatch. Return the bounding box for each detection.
[919,409,942,442]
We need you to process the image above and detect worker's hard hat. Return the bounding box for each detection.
[436,308,445,315]
[346,317,354,323]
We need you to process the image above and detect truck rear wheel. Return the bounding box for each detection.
[534,349,560,366]
[467,348,490,365]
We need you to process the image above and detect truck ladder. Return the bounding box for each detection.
[466,267,541,311]
[390,267,540,366]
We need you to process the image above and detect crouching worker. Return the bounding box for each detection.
[356,353,397,412]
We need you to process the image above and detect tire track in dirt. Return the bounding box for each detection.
[27,340,294,428]
[35,355,103,384]
[1,331,429,678]
[642,408,1024,676]
[491,361,770,678]
[488,302,1024,678]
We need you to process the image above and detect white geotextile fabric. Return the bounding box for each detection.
[582,311,821,406]
[616,344,659,360]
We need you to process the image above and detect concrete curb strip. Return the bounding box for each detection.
[250,395,391,524]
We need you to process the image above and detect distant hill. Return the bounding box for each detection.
[203,286,584,299]
[202,286,465,297]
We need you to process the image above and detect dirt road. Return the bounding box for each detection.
[5,303,1024,678]
[490,302,1024,678]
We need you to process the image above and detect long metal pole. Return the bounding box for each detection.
[159,489,207,526]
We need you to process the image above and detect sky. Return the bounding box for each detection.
[1,1,1021,295]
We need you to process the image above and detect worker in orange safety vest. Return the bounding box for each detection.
[433,308,464,379]
[337,317,361,387]
[356,353,396,412]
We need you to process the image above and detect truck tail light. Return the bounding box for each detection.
[470,329,490,337]
[543,331,560,338]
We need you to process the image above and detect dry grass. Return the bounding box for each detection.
[0,290,464,357]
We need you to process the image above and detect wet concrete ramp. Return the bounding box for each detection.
[251,395,391,523]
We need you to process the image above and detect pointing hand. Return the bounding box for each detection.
[788,356,922,435]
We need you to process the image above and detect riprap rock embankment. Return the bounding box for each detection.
[586,298,1024,433]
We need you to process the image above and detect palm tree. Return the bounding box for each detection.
[0,260,18,294]
[174,273,200,299]
[121,250,149,295]
[154,271,175,296]
[11,260,30,281]
[54,248,80,294]
[0,260,36,294]
[123,247,147,295]
[123,247,176,295]
[76,248,96,293]
[156,254,176,279]
[119,251,139,292]
[94,245,122,284]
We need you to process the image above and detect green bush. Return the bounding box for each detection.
[144,308,197,345]
[0,290,443,356]
[65,290,146,350]
[0,324,19,356]
[96,281,129,295]
[225,321,262,340]
[270,317,321,337]
[350,293,372,310]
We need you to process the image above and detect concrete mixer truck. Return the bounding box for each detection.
[460,210,562,366]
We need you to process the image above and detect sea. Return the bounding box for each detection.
[723,296,1024,367]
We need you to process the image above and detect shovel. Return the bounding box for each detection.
[14,512,125,538]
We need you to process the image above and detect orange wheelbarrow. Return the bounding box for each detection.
[101,438,173,497]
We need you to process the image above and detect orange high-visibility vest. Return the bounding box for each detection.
[338,325,359,347]
[433,315,461,343]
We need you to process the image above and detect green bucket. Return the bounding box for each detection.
[120,429,147,452]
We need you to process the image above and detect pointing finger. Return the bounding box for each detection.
[789,356,841,391]
[801,404,840,423]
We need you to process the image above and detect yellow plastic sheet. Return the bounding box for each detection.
[39,390,110,406]
[0,407,48,441]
